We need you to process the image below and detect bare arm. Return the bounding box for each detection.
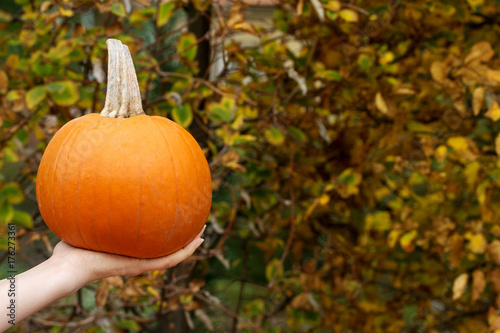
[0,227,205,332]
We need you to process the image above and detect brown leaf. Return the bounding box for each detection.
[472,86,485,116]
[105,276,124,288]
[233,22,258,35]
[0,70,8,94]
[488,240,500,265]
[95,280,110,310]
[472,269,486,303]
[220,150,240,165]
[430,61,448,83]
[452,273,468,300]
[189,279,205,293]
[227,13,243,28]
[465,41,495,64]
[375,92,389,115]
[291,292,310,309]
[492,269,500,292]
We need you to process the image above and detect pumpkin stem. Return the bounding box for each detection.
[100,39,145,118]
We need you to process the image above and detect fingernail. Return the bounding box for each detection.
[198,238,205,246]
[202,225,207,233]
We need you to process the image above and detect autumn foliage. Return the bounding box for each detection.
[3,0,500,332]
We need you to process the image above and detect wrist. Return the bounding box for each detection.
[45,255,92,297]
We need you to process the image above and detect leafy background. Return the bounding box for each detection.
[3,0,500,332]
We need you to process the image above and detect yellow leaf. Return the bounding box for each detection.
[495,135,500,158]
[486,101,500,122]
[146,286,161,301]
[375,92,389,115]
[379,52,395,65]
[464,161,480,187]
[387,229,402,249]
[473,86,485,116]
[452,273,468,300]
[486,69,500,83]
[366,211,392,231]
[447,136,469,151]
[319,194,330,205]
[19,29,36,47]
[447,136,478,162]
[430,61,448,83]
[59,7,74,17]
[468,233,487,254]
[304,200,319,220]
[435,145,448,163]
[466,0,484,8]
[400,230,417,253]
[339,9,358,22]
[324,0,341,12]
[472,270,486,303]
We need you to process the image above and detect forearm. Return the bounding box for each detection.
[0,257,89,331]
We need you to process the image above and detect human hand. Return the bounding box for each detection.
[49,225,206,292]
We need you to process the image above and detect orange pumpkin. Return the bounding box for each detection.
[36,40,212,258]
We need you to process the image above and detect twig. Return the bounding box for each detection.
[231,239,248,333]
[0,109,38,151]
[194,292,241,320]
[268,150,296,288]
[214,180,238,250]
[156,72,258,106]
[343,3,370,16]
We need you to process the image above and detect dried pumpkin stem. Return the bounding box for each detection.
[100,39,145,118]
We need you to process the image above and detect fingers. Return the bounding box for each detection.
[139,225,206,272]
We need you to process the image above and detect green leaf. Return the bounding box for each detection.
[12,210,33,229]
[32,59,55,76]
[221,97,235,111]
[358,54,373,73]
[26,86,46,109]
[288,127,307,142]
[207,102,233,122]
[264,128,286,146]
[2,183,24,204]
[47,81,79,106]
[317,70,342,81]
[233,134,256,145]
[111,3,126,17]
[0,200,14,224]
[403,305,418,325]
[157,2,175,27]
[130,8,156,24]
[116,319,141,331]
[177,32,198,62]
[6,90,21,102]
[172,104,193,128]
[0,237,8,250]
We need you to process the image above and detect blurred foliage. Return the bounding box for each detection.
[5,0,500,332]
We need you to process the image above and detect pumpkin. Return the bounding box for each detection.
[36,39,212,258]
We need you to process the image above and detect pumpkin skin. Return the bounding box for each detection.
[36,113,212,258]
